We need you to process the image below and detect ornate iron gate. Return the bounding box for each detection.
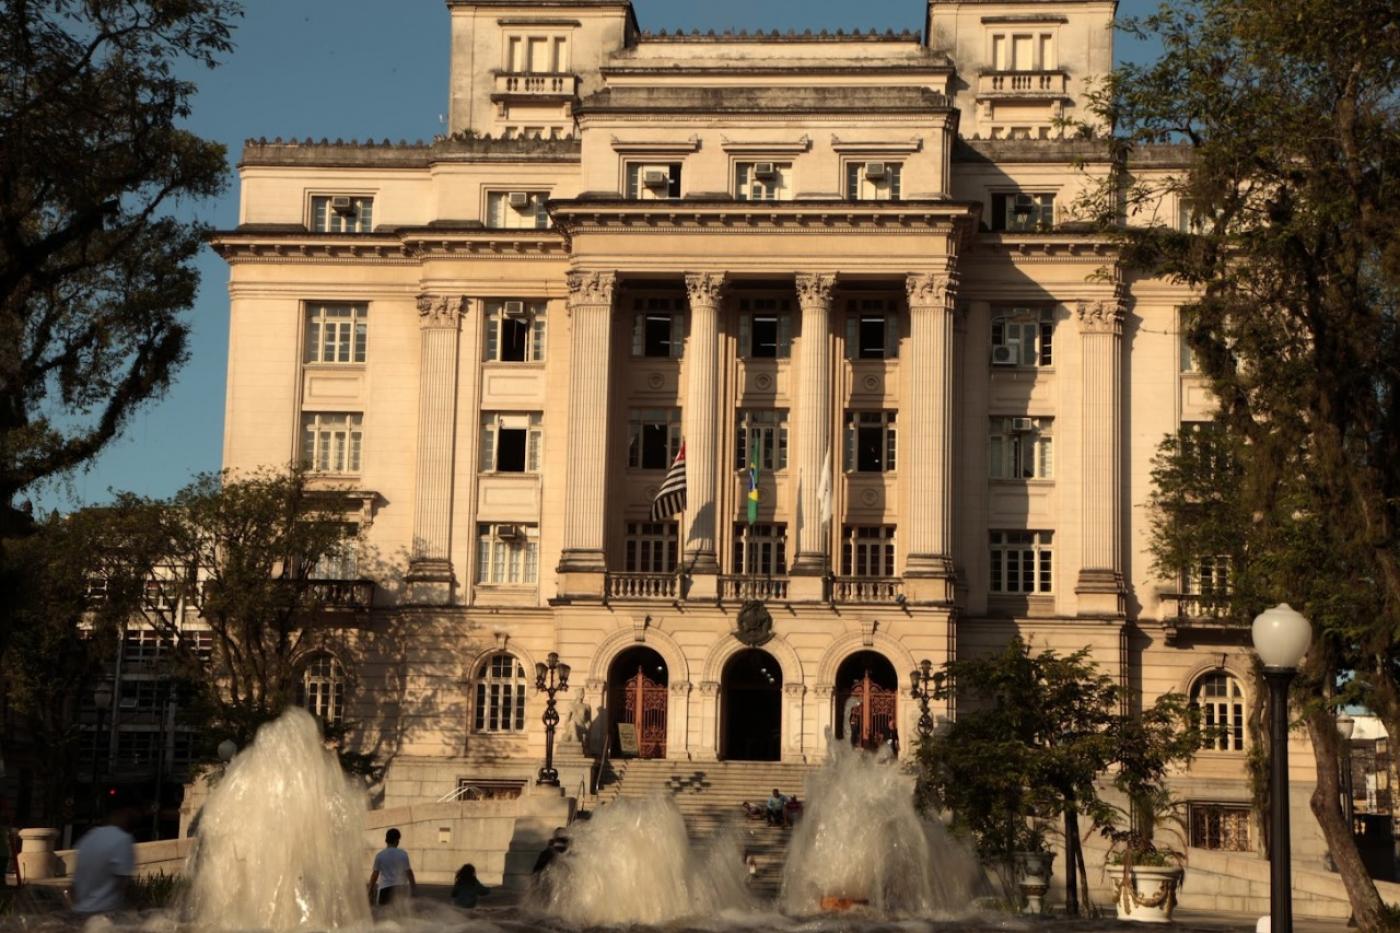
[622,667,667,758]
[838,671,898,749]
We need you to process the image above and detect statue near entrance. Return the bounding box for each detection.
[562,693,592,751]
[734,600,774,647]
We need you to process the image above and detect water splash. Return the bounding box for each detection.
[780,741,984,917]
[533,795,753,926]
[186,708,372,930]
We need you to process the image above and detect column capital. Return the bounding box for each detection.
[1075,298,1125,334]
[794,272,837,308]
[565,270,617,308]
[905,271,958,310]
[684,272,727,306]
[416,293,467,329]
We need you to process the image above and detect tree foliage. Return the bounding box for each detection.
[0,0,241,532]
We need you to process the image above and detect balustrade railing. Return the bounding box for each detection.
[982,71,1066,94]
[307,579,375,610]
[718,575,789,601]
[831,576,904,604]
[495,73,576,95]
[604,572,679,600]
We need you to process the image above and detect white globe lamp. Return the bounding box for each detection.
[1251,603,1311,671]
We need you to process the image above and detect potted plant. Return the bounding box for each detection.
[1106,831,1185,923]
[1014,822,1056,915]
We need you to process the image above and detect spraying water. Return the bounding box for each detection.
[186,708,372,930]
[780,740,984,917]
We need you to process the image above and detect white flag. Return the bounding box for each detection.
[818,447,832,530]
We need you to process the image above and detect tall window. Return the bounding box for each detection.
[1189,803,1251,852]
[625,521,678,573]
[311,524,360,580]
[311,195,373,233]
[1192,672,1245,752]
[845,410,897,473]
[505,34,569,72]
[631,297,685,358]
[989,530,1053,594]
[476,523,539,585]
[486,191,550,230]
[735,162,793,201]
[736,409,789,471]
[1179,421,1232,481]
[626,163,682,200]
[301,413,363,474]
[304,304,368,364]
[474,653,528,733]
[845,299,900,360]
[990,192,1055,232]
[484,301,546,363]
[991,307,1054,367]
[845,161,902,201]
[989,416,1054,479]
[300,653,346,724]
[737,297,793,359]
[732,523,787,576]
[123,628,173,664]
[842,526,896,577]
[990,31,1056,71]
[1185,556,1231,598]
[479,412,542,473]
[628,408,682,470]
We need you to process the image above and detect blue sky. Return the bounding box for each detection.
[35,0,1163,511]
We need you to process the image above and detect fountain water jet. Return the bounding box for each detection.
[186,708,372,930]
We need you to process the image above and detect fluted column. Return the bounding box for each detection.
[1075,297,1125,615]
[791,273,835,580]
[407,293,467,605]
[682,273,725,577]
[904,271,959,603]
[557,271,617,597]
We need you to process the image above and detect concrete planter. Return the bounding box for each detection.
[17,828,61,881]
[1112,863,1184,923]
[1014,850,1055,915]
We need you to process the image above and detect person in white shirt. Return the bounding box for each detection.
[368,828,415,907]
[71,804,136,915]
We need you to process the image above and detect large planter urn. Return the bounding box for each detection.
[1113,863,1184,923]
[1014,850,1055,915]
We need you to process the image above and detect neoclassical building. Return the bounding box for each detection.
[213,0,1322,870]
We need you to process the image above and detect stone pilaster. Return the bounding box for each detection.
[406,293,466,605]
[903,271,959,603]
[791,273,836,592]
[682,273,726,582]
[557,271,617,598]
[1075,297,1125,615]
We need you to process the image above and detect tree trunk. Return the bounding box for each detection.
[1064,803,1081,916]
[1305,708,1386,929]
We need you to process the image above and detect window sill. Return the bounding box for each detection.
[988,477,1056,486]
[989,365,1055,375]
[302,362,367,371]
[482,360,546,369]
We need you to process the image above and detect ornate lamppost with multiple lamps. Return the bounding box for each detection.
[909,659,938,739]
[535,652,571,787]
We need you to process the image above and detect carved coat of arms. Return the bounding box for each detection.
[734,600,773,646]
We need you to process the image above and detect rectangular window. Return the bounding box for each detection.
[119,679,167,712]
[122,629,173,664]
[479,412,543,473]
[625,521,679,573]
[737,296,793,359]
[311,524,360,580]
[304,303,368,364]
[310,195,373,233]
[844,410,897,473]
[845,161,902,201]
[735,162,793,201]
[486,191,550,230]
[476,523,539,585]
[732,523,787,576]
[301,413,363,474]
[1179,314,1199,372]
[627,408,682,470]
[991,307,1054,367]
[735,409,789,471]
[1189,804,1252,852]
[483,301,547,362]
[631,296,686,358]
[1185,555,1231,597]
[626,163,682,200]
[988,416,1054,479]
[990,192,1055,232]
[842,525,896,577]
[844,299,900,360]
[989,530,1053,594]
[1179,421,1231,481]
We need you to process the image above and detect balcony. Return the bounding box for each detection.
[605,572,680,601]
[1159,591,1235,645]
[831,576,904,604]
[977,70,1068,98]
[307,579,375,611]
[719,575,789,602]
[492,73,577,99]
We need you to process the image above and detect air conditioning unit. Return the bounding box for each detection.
[642,169,670,187]
[496,524,522,540]
[1011,417,1036,433]
[502,300,526,317]
[991,345,1017,365]
[753,161,777,178]
[864,162,889,180]
[329,195,354,214]
[508,191,530,210]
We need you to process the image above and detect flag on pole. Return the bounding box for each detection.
[746,440,761,524]
[818,446,833,531]
[651,442,686,521]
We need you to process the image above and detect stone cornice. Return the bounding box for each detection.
[209,230,566,264]
[967,233,1119,262]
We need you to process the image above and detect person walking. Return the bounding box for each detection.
[368,828,416,908]
[451,863,491,908]
[71,802,136,916]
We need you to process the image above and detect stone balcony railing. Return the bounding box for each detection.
[831,576,904,604]
[493,73,577,97]
[604,572,680,601]
[978,70,1068,97]
[307,579,375,610]
[718,575,789,602]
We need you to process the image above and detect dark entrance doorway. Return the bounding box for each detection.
[607,647,668,758]
[835,650,898,750]
[721,648,782,761]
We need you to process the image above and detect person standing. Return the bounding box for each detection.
[71,803,136,915]
[368,828,416,908]
[451,863,491,908]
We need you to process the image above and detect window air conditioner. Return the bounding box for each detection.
[991,345,1017,365]
[864,162,889,181]
[642,169,670,187]
[503,300,526,317]
[508,191,530,210]
[753,162,777,178]
[330,195,354,214]
[496,524,522,540]
[1011,417,1035,433]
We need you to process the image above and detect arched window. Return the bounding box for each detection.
[1192,671,1246,752]
[300,653,346,724]
[474,653,528,733]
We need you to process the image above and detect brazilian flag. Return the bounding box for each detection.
[746,439,760,524]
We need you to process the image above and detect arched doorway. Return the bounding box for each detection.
[607,646,668,758]
[834,650,898,751]
[721,648,782,761]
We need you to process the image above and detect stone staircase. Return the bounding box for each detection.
[592,757,819,898]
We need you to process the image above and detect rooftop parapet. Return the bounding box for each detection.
[239,133,582,168]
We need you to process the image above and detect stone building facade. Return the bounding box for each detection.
[213,0,1327,869]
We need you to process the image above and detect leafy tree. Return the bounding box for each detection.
[0,0,241,536]
[1079,0,1400,924]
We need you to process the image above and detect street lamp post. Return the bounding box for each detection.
[92,683,113,828]
[535,652,570,787]
[1252,603,1313,933]
[1337,713,1356,830]
[908,659,937,739]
